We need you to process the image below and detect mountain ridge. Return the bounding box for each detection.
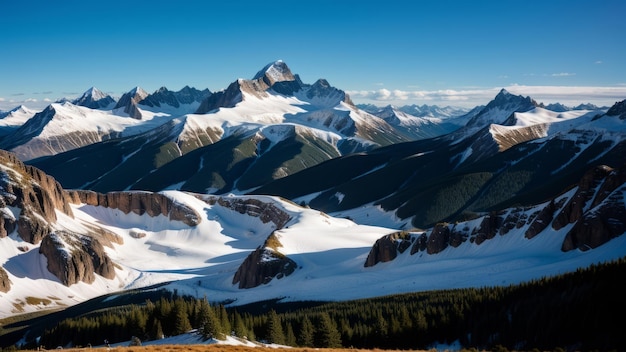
[1,60,625,332]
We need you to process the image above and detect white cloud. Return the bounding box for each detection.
[551,72,576,77]
[347,85,626,108]
[595,60,603,64]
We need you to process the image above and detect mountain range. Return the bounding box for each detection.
[1,60,625,348]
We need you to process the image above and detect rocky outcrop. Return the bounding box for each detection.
[39,231,116,286]
[606,99,626,119]
[114,87,148,119]
[0,149,73,244]
[364,231,413,267]
[65,190,201,227]
[552,165,613,230]
[0,266,11,293]
[470,211,504,244]
[367,163,626,267]
[232,233,297,289]
[202,196,291,229]
[561,164,626,251]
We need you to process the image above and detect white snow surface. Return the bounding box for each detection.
[0,105,36,128]
[1,190,625,319]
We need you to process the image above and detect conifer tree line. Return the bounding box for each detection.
[35,257,626,351]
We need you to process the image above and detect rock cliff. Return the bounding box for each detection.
[365,163,626,267]
[0,149,73,244]
[65,190,201,227]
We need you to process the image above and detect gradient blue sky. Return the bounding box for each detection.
[1,0,625,110]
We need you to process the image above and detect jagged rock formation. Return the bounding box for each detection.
[364,231,413,267]
[65,190,201,227]
[365,163,626,267]
[196,60,303,114]
[201,195,291,229]
[558,164,626,251]
[114,87,149,119]
[232,232,297,289]
[39,231,116,286]
[0,149,205,289]
[0,150,73,244]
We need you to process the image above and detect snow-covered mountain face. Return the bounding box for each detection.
[1,147,625,321]
[363,105,466,139]
[255,97,621,229]
[20,61,415,193]
[71,87,116,109]
[0,105,37,137]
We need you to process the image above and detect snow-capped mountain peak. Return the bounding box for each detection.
[465,88,539,128]
[71,87,116,110]
[253,60,296,85]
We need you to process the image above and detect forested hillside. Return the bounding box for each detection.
[5,257,622,352]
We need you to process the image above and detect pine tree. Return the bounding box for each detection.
[267,310,285,345]
[315,312,342,348]
[198,298,222,340]
[172,299,192,335]
[298,315,315,347]
[232,311,248,339]
[149,318,164,340]
[218,305,231,336]
[284,321,297,347]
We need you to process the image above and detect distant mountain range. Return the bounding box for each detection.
[1,61,625,348]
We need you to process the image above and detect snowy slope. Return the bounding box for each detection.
[2,188,625,319]
[0,106,37,137]
[2,102,181,161]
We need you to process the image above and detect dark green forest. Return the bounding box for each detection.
[6,257,625,352]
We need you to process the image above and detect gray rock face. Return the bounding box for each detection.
[232,233,297,289]
[39,231,116,286]
[0,150,73,244]
[66,190,201,227]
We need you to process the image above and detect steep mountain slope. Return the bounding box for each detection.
[0,102,178,161]
[28,61,414,193]
[254,94,619,229]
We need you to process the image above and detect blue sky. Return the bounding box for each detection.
[1,0,625,110]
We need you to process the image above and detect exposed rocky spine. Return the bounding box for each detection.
[366,163,626,267]
[201,195,291,229]
[65,190,201,227]
[0,150,73,244]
